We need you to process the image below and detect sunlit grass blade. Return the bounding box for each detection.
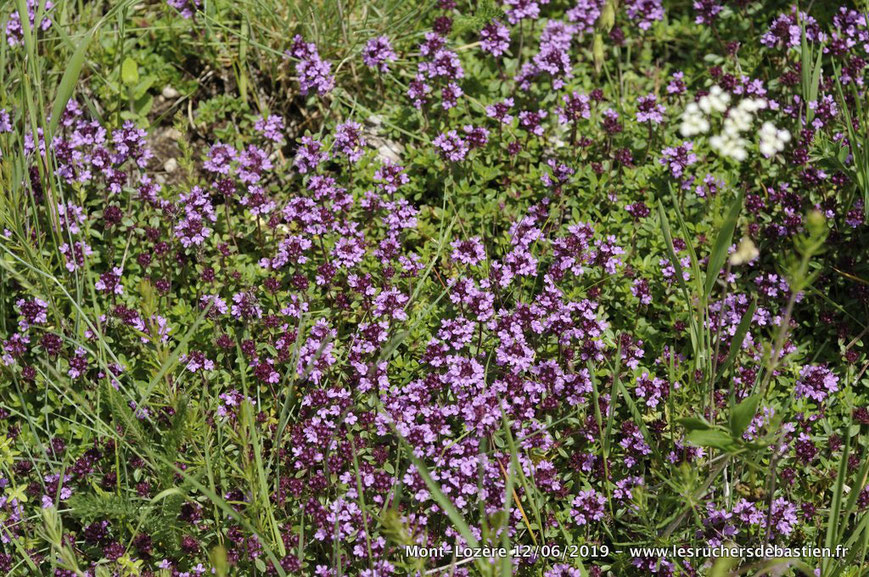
[49,31,92,138]
[714,295,755,385]
[704,190,742,298]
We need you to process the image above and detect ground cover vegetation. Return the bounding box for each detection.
[0,0,868,575]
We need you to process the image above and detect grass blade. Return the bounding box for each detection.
[704,190,743,298]
[49,31,92,138]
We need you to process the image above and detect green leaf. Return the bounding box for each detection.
[704,190,743,297]
[810,47,823,104]
[686,428,736,451]
[709,556,739,577]
[121,56,139,86]
[149,487,185,504]
[615,376,662,461]
[824,420,852,575]
[678,417,713,431]
[657,200,691,305]
[714,296,756,383]
[210,546,229,577]
[49,31,92,138]
[729,394,760,438]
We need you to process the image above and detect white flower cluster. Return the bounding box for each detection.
[679,85,789,162]
[758,121,791,157]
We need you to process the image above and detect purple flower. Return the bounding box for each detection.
[519,109,548,136]
[67,348,88,379]
[294,136,328,173]
[59,241,93,271]
[111,121,153,169]
[632,557,675,574]
[237,145,272,184]
[433,130,469,162]
[570,489,606,525]
[550,222,594,276]
[620,421,651,467]
[634,372,669,408]
[95,267,123,295]
[613,476,644,502]
[462,125,489,149]
[418,32,446,58]
[566,0,603,35]
[626,201,650,220]
[592,235,625,274]
[695,173,724,198]
[541,159,574,189]
[252,358,280,384]
[761,8,825,49]
[754,273,793,300]
[440,82,463,109]
[217,389,255,420]
[808,95,838,129]
[2,332,29,366]
[631,278,652,305]
[450,237,486,266]
[6,0,53,47]
[57,202,86,235]
[625,0,664,31]
[382,198,418,232]
[486,98,514,124]
[545,565,582,577]
[231,291,262,320]
[768,498,798,537]
[407,74,433,108]
[332,234,366,269]
[846,200,865,228]
[167,0,201,19]
[660,256,692,283]
[666,71,686,95]
[199,294,228,317]
[254,115,284,143]
[480,20,510,56]
[557,92,590,124]
[374,287,409,321]
[175,186,217,248]
[795,364,839,403]
[419,49,464,80]
[660,141,697,179]
[16,298,48,331]
[286,35,335,95]
[297,320,336,384]
[496,323,535,371]
[504,0,545,25]
[204,142,236,174]
[146,315,171,344]
[693,0,722,25]
[636,93,665,124]
[362,36,398,72]
[333,121,367,163]
[533,42,572,89]
[514,61,539,90]
[602,107,623,134]
[240,186,276,217]
[0,109,12,132]
[180,350,215,373]
[374,161,409,194]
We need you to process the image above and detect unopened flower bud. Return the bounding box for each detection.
[593,34,605,74]
[599,1,616,32]
[806,209,826,238]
